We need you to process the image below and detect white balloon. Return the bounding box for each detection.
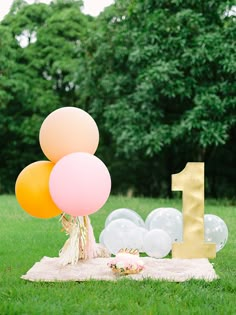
[99,229,106,245]
[147,207,183,242]
[138,227,149,252]
[125,227,148,252]
[103,218,137,255]
[204,214,228,252]
[143,229,172,258]
[105,208,145,228]
[145,208,162,229]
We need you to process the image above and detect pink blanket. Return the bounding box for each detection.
[21,257,218,282]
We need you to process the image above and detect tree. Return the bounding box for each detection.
[0,0,89,192]
[79,0,236,197]
[0,0,235,197]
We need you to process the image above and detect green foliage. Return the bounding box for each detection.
[80,0,236,196]
[89,0,236,152]
[0,0,235,197]
[0,0,89,192]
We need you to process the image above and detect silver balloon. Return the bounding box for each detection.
[143,229,172,258]
[105,208,145,228]
[148,208,183,242]
[103,218,137,255]
[204,214,228,252]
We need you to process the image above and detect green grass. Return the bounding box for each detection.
[0,195,235,315]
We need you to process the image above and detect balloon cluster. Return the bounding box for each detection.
[15,107,111,219]
[100,208,228,258]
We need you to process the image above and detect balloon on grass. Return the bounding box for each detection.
[49,152,111,217]
[125,226,148,252]
[99,229,106,246]
[39,107,99,163]
[15,161,62,219]
[148,207,183,242]
[204,214,228,252]
[137,227,148,252]
[145,208,164,229]
[143,229,172,258]
[105,208,145,228]
[103,218,137,254]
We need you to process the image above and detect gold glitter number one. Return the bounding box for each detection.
[171,162,216,258]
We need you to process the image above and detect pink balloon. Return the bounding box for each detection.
[49,153,111,216]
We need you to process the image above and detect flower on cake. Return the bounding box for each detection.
[108,248,144,275]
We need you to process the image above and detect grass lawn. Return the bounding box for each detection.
[0,194,235,315]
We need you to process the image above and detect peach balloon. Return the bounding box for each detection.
[15,161,62,219]
[39,107,99,163]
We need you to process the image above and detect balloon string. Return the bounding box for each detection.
[60,213,73,235]
[59,214,88,261]
[78,216,88,260]
[59,213,110,264]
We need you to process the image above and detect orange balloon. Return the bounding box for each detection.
[15,161,62,219]
[39,107,99,163]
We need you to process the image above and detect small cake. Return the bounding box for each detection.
[108,249,144,275]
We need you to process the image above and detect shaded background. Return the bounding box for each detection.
[0,0,235,198]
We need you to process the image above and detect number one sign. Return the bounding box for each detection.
[171,162,216,259]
